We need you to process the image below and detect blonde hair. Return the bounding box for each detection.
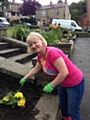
[26,32,47,54]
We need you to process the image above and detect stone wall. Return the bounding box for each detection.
[0,28,7,40]
[2,37,27,52]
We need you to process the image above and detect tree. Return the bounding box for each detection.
[83,0,87,2]
[69,1,86,23]
[71,9,79,22]
[19,0,41,16]
[0,0,9,17]
[78,1,86,14]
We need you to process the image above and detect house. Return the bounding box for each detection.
[7,0,22,20]
[35,0,71,25]
[1,0,22,21]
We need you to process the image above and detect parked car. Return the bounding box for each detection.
[0,23,5,28]
[87,29,90,33]
[22,22,31,27]
[0,17,10,28]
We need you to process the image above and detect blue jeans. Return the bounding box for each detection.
[58,77,85,120]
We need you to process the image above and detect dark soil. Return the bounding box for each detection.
[0,73,43,120]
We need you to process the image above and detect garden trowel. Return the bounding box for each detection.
[18,85,22,91]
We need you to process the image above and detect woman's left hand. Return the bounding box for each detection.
[43,83,54,93]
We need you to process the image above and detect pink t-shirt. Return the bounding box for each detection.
[37,46,83,87]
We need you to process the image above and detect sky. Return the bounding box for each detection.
[9,0,81,5]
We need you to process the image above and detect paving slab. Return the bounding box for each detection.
[0,57,34,82]
[8,53,30,61]
[0,56,6,61]
[0,48,21,54]
[2,37,27,51]
[34,93,59,120]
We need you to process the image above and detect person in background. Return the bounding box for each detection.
[19,32,85,120]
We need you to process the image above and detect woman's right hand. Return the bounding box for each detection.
[19,78,26,87]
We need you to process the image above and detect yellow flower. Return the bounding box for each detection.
[3,97,9,102]
[14,92,24,98]
[0,91,26,108]
[17,99,26,107]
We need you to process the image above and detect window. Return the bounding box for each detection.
[43,19,46,25]
[55,10,59,15]
[0,19,2,22]
[71,22,76,27]
[10,5,12,10]
[41,11,46,16]
[0,8,2,11]
[5,12,8,16]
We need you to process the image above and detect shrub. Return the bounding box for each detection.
[40,27,62,46]
[11,25,30,42]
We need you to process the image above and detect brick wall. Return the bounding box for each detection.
[87,0,90,19]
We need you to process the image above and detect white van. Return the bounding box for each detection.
[0,17,10,27]
[52,19,82,32]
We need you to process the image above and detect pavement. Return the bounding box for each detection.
[72,37,90,120]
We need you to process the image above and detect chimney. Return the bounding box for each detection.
[65,0,67,3]
[50,0,52,6]
[58,0,63,3]
[13,0,15,3]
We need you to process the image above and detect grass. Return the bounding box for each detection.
[7,27,15,37]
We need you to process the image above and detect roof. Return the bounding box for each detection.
[9,2,22,6]
[36,3,65,10]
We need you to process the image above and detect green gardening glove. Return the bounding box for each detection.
[43,83,54,93]
[19,78,26,87]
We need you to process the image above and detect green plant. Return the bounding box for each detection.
[60,27,68,34]
[68,32,73,37]
[76,31,87,35]
[61,38,68,43]
[41,27,62,46]
[0,91,26,109]
[11,25,30,41]
[34,28,41,33]
[7,27,15,37]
